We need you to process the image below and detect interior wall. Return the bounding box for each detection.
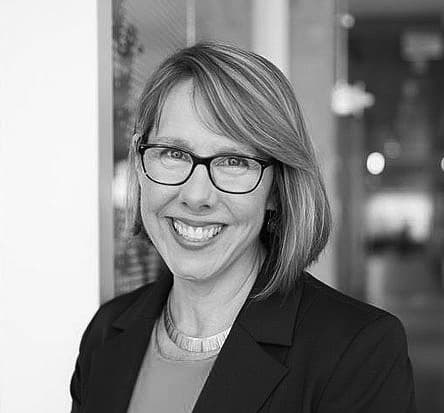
[290,0,338,286]
[0,2,104,411]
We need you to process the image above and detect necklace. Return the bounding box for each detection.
[164,297,232,353]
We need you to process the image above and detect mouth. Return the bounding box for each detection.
[170,218,225,243]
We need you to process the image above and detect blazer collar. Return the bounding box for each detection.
[193,270,303,412]
[112,266,302,346]
[112,271,173,329]
[85,268,303,413]
[237,271,303,346]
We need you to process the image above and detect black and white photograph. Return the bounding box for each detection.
[1,1,444,412]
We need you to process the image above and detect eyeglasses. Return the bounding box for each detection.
[137,143,273,194]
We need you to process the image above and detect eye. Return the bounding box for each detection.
[218,156,249,168]
[161,148,188,161]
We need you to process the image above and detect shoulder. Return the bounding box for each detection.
[294,274,415,411]
[96,283,153,322]
[294,272,408,363]
[289,273,411,387]
[300,271,404,331]
[70,282,160,410]
[78,282,155,351]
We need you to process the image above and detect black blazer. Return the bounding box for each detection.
[70,271,416,413]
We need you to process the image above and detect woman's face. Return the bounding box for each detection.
[137,80,274,285]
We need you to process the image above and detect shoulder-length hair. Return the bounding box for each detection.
[126,41,331,299]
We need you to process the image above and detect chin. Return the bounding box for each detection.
[165,256,223,282]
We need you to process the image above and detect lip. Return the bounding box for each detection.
[167,218,226,250]
[168,216,226,227]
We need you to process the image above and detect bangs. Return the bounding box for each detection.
[136,43,312,174]
[189,61,295,164]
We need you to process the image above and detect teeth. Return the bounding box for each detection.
[172,219,223,241]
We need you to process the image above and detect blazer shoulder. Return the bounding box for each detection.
[97,282,154,321]
[298,272,406,344]
[299,275,416,412]
[302,272,394,319]
[79,282,156,351]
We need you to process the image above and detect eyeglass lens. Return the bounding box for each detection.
[142,147,262,193]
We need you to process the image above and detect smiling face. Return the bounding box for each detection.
[137,80,274,285]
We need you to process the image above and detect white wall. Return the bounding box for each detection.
[252,0,290,75]
[0,1,107,411]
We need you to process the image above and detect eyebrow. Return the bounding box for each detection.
[150,136,259,157]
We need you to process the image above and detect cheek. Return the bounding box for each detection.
[230,194,268,230]
[238,178,274,231]
[139,181,168,230]
[139,182,154,216]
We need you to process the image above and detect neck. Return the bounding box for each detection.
[168,247,265,338]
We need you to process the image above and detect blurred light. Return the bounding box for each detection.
[440,157,444,172]
[401,30,443,62]
[331,81,375,116]
[340,13,355,29]
[113,160,128,209]
[367,152,385,175]
[366,191,432,242]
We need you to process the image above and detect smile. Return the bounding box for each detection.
[171,218,224,242]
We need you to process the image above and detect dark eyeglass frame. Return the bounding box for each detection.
[137,142,274,194]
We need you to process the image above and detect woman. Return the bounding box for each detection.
[70,42,416,413]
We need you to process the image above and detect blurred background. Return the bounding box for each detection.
[113,1,444,408]
[1,0,443,411]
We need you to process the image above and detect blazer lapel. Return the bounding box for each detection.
[193,273,303,413]
[83,318,155,413]
[83,273,173,413]
[193,323,288,413]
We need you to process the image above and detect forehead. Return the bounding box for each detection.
[150,80,258,156]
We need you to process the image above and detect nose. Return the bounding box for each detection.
[177,164,217,211]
